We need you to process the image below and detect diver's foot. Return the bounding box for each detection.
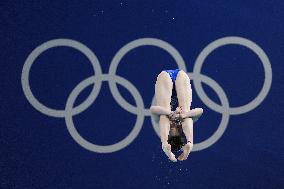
[162,142,177,162]
[178,142,193,161]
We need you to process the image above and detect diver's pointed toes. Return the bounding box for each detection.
[170,156,178,162]
[181,142,193,160]
[178,153,185,161]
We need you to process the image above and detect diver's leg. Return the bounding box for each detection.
[155,71,172,143]
[155,71,176,162]
[175,70,193,160]
[175,70,192,111]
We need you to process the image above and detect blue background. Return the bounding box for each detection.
[1,1,284,188]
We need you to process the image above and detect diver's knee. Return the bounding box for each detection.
[156,71,171,83]
[176,70,188,81]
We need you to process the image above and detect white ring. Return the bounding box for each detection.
[65,74,145,153]
[193,36,272,115]
[21,39,103,118]
[108,38,187,116]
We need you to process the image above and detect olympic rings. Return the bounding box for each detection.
[21,36,272,153]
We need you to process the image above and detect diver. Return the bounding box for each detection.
[150,69,203,162]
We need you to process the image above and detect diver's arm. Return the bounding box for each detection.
[181,108,203,119]
[150,106,171,115]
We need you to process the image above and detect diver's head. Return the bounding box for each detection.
[167,136,185,152]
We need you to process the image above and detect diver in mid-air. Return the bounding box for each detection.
[150,69,203,162]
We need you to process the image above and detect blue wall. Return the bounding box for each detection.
[1,1,283,188]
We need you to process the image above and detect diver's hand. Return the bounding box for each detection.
[175,107,182,114]
[177,142,193,161]
[162,142,177,162]
[168,112,179,120]
[168,110,183,121]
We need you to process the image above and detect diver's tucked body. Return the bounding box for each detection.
[150,69,203,162]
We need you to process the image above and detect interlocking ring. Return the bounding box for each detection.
[65,74,144,153]
[193,37,272,115]
[21,39,103,118]
[108,38,187,116]
[21,37,272,153]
